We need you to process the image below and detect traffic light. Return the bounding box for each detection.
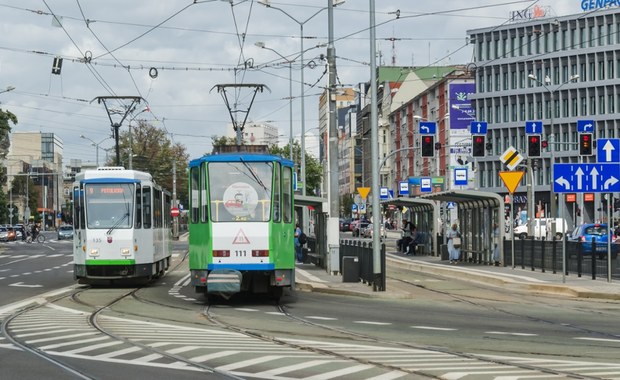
[421,135,435,157]
[527,135,541,157]
[472,135,486,157]
[579,133,593,156]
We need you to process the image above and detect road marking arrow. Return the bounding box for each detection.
[603,140,615,162]
[604,176,618,190]
[555,176,570,190]
[590,166,599,190]
[9,282,43,288]
[575,167,584,189]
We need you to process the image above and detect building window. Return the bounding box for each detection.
[600,95,605,114]
[562,98,568,117]
[520,102,526,120]
[609,60,615,79]
[589,26,595,47]
[503,72,509,90]
[512,103,518,121]
[528,101,534,119]
[590,96,596,115]
[599,61,605,80]
[599,25,604,46]
[512,70,517,89]
[545,100,551,119]
[589,62,595,81]
[495,73,500,91]
[581,97,587,116]
[519,69,525,88]
[536,100,543,119]
[572,97,578,117]
[609,94,615,113]
[503,104,508,121]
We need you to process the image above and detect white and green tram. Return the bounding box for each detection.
[72,167,172,283]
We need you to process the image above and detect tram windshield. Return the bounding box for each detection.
[84,183,134,229]
[209,161,273,222]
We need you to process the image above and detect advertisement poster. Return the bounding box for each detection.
[449,83,475,130]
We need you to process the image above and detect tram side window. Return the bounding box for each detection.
[154,189,162,228]
[273,163,281,222]
[164,192,171,228]
[190,166,199,223]
[73,186,85,230]
[282,167,292,223]
[143,186,152,229]
[200,163,208,223]
[135,184,142,228]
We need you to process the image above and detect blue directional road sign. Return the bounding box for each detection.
[420,177,432,193]
[399,181,409,196]
[553,163,620,193]
[454,168,468,186]
[446,201,456,209]
[352,204,358,212]
[470,121,487,135]
[419,121,436,135]
[577,119,595,133]
[597,138,620,163]
[525,121,543,134]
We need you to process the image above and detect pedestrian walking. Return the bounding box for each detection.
[294,223,303,263]
[447,223,461,264]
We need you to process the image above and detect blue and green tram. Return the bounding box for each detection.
[188,151,296,299]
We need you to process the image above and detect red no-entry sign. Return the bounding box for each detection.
[170,207,180,218]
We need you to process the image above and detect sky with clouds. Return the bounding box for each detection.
[0,1,585,166]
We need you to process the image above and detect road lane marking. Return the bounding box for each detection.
[485,331,538,336]
[353,321,392,325]
[411,326,457,331]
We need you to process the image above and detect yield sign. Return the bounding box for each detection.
[499,171,525,194]
[357,187,370,199]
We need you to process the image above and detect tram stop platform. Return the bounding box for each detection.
[294,249,620,301]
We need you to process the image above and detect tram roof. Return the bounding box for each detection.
[189,153,294,167]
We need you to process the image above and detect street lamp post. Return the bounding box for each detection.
[80,135,111,166]
[259,0,345,195]
[528,73,579,235]
[255,42,294,161]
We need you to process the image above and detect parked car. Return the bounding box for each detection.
[350,219,369,237]
[514,218,568,240]
[567,223,618,259]
[339,218,352,232]
[57,225,74,240]
[0,226,9,242]
[361,223,386,239]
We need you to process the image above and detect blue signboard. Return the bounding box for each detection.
[449,83,475,130]
[379,187,389,200]
[352,204,358,212]
[597,138,620,163]
[525,121,543,134]
[469,121,487,135]
[399,181,409,196]
[419,121,436,135]
[577,119,595,133]
[454,168,468,186]
[553,163,620,193]
[420,177,432,193]
[446,201,456,209]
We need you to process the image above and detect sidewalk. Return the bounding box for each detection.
[294,248,620,301]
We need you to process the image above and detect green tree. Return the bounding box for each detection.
[116,121,190,208]
[0,107,18,223]
[269,142,322,196]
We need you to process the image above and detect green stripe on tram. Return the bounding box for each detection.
[86,260,136,266]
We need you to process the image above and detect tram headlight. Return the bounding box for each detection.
[121,248,131,256]
[89,248,99,257]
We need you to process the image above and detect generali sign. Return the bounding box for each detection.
[581,0,620,11]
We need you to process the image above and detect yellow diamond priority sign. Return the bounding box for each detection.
[499,171,525,194]
[500,146,524,170]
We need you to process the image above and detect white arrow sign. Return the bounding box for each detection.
[590,166,599,190]
[575,167,584,189]
[603,139,615,162]
[555,176,570,190]
[604,177,619,190]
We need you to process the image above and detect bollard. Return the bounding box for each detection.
[577,240,582,278]
[520,236,525,269]
[591,237,596,280]
[541,237,546,273]
[552,237,557,274]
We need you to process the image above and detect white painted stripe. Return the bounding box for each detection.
[353,321,392,326]
[190,350,240,362]
[411,325,457,331]
[485,331,538,336]
[305,316,338,321]
[216,355,289,371]
[47,254,63,258]
[235,308,259,312]
[95,346,142,358]
[574,337,620,343]
[15,328,77,338]
[47,351,204,372]
[26,332,99,344]
[295,267,326,283]
[39,336,109,350]
[254,359,336,376]
[444,370,546,379]
[131,353,163,363]
[173,273,191,286]
[265,311,286,316]
[365,371,410,380]
[22,272,32,275]
[165,346,201,355]
[303,364,374,379]
[181,277,191,287]
[62,341,124,354]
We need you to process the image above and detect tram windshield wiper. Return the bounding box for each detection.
[238,159,269,193]
[107,212,129,235]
